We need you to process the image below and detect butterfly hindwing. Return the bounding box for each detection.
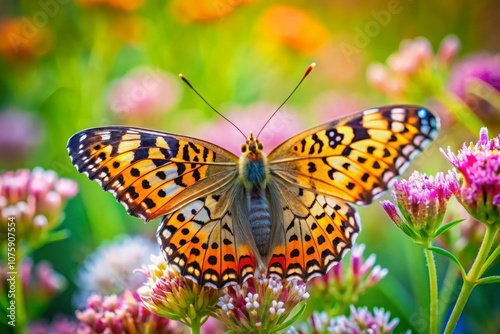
[268,106,439,205]
[67,126,239,222]
[157,186,258,288]
[267,181,360,280]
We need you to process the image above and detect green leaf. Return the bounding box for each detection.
[434,219,466,238]
[273,303,306,332]
[45,229,71,243]
[429,246,466,279]
[476,276,500,285]
[27,229,71,253]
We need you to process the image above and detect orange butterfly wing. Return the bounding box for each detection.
[67,126,238,221]
[266,106,439,280]
[268,106,439,204]
[68,127,260,287]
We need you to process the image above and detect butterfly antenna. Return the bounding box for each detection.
[179,74,247,140]
[256,62,316,139]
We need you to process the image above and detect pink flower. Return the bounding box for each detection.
[107,66,181,120]
[441,127,500,224]
[0,109,44,165]
[216,269,309,333]
[28,315,79,334]
[76,290,181,334]
[197,102,303,155]
[290,306,402,334]
[367,35,461,101]
[0,168,78,243]
[201,317,225,334]
[138,254,220,330]
[308,244,388,307]
[389,37,432,75]
[1,258,66,303]
[449,53,500,100]
[381,171,459,243]
[437,34,460,66]
[448,53,500,119]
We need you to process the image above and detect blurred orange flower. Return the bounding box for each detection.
[77,0,144,12]
[169,0,252,23]
[112,14,143,45]
[0,18,52,61]
[259,5,329,55]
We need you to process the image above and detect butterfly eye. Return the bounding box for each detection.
[257,142,263,150]
[241,144,247,153]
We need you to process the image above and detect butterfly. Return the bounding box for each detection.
[67,105,439,289]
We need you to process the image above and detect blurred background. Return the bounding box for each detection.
[1,0,500,333]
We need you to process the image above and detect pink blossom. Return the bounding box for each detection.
[0,168,78,242]
[441,127,500,224]
[107,66,181,118]
[437,34,460,66]
[0,108,44,165]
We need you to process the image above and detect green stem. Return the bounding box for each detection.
[14,245,27,334]
[191,323,201,334]
[443,224,498,334]
[424,247,438,334]
[480,240,500,276]
[190,318,201,334]
[438,263,459,331]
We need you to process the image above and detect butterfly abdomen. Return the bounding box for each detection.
[249,191,272,256]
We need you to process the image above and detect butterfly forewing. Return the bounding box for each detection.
[67,127,239,222]
[268,106,439,205]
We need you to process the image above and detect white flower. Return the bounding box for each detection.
[291,281,310,300]
[245,293,259,309]
[75,236,157,307]
[267,276,283,295]
[269,300,285,316]
[217,295,234,312]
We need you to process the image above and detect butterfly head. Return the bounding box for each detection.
[239,132,269,189]
[241,132,264,161]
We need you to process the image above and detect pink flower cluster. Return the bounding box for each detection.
[216,270,309,333]
[441,127,500,224]
[381,171,459,242]
[290,306,401,334]
[309,244,388,306]
[76,290,180,334]
[0,258,66,302]
[0,109,43,165]
[0,168,78,242]
[367,35,459,97]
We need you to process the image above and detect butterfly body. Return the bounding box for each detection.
[239,133,268,188]
[68,105,439,288]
